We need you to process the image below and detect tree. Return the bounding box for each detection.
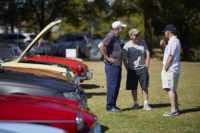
[111,0,159,54]
[63,0,110,36]
[0,0,24,33]
[153,0,200,60]
[23,0,70,31]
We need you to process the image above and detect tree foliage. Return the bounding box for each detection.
[0,0,24,33]
[23,0,70,31]
[111,0,200,60]
[0,0,199,60]
[153,0,200,60]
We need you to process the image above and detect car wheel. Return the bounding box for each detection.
[88,48,103,61]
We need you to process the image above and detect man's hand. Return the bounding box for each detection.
[165,55,173,71]
[106,57,117,64]
[160,39,166,48]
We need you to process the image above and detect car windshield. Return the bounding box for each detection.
[24,37,52,58]
[4,45,22,57]
[0,46,15,62]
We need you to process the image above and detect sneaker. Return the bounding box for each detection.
[165,109,180,114]
[131,104,139,110]
[143,104,152,110]
[107,106,121,112]
[163,111,179,116]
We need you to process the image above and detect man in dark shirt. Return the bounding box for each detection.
[98,21,126,112]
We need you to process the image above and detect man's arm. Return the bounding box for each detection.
[123,59,128,71]
[165,55,173,71]
[145,54,150,69]
[98,42,116,63]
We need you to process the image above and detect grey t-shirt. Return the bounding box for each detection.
[123,40,150,70]
[102,31,123,66]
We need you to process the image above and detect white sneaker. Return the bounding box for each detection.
[163,111,179,116]
[143,104,152,110]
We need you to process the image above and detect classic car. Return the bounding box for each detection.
[0,69,87,109]
[53,33,89,57]
[0,33,26,44]
[0,20,80,84]
[0,42,22,58]
[24,55,93,82]
[0,95,101,133]
[0,123,67,133]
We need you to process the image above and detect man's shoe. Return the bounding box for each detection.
[107,106,121,112]
[143,104,152,110]
[163,111,179,116]
[115,106,121,111]
[131,104,139,110]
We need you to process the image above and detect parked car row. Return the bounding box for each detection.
[0,95,101,133]
[0,21,93,84]
[0,20,101,133]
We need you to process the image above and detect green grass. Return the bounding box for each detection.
[80,60,200,133]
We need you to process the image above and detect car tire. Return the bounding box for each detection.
[88,48,103,61]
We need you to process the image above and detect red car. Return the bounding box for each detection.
[24,55,93,83]
[0,95,101,133]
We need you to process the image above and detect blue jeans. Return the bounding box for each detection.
[105,64,122,110]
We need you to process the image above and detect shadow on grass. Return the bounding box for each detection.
[121,103,171,111]
[80,84,100,89]
[180,106,200,114]
[101,125,109,133]
[150,103,171,108]
[86,92,107,98]
[122,106,142,111]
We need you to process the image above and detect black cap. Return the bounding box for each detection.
[162,24,176,32]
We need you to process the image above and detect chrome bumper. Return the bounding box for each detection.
[74,69,93,84]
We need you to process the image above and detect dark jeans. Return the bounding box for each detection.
[105,64,122,110]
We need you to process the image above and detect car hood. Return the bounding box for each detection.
[14,20,62,63]
[0,70,78,92]
[0,95,97,128]
[0,95,94,120]
[25,55,88,70]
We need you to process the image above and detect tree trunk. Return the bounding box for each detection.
[10,19,14,33]
[39,0,45,30]
[179,24,190,60]
[144,10,153,54]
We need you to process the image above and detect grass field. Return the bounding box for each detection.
[80,60,200,133]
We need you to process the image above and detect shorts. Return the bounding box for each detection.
[126,67,149,90]
[161,70,180,91]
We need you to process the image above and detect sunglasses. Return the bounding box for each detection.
[134,34,140,37]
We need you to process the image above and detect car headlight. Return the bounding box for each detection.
[78,64,82,71]
[76,113,84,131]
[66,70,76,81]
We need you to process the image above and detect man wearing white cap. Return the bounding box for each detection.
[98,21,126,112]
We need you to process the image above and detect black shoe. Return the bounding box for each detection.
[107,106,121,112]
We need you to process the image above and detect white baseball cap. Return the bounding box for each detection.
[112,21,127,29]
